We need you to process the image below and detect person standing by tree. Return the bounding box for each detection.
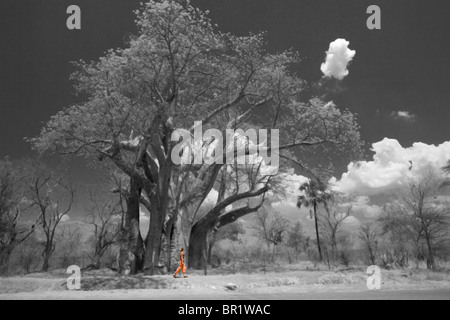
[173,248,187,278]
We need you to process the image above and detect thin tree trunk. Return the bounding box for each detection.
[0,247,13,275]
[425,234,435,270]
[207,231,217,264]
[42,259,48,272]
[42,247,52,272]
[313,202,323,261]
[168,215,182,271]
[171,215,182,268]
[368,245,376,265]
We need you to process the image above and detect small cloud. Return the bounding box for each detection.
[320,38,356,80]
[342,216,361,227]
[390,111,417,122]
[140,209,150,223]
[351,196,382,219]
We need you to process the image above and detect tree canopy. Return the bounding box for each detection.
[30,0,364,273]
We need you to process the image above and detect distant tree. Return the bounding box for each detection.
[29,166,75,272]
[86,192,121,269]
[319,195,352,264]
[379,169,450,270]
[297,180,332,261]
[209,220,245,265]
[443,161,450,188]
[336,231,354,267]
[0,158,36,274]
[58,224,81,269]
[286,221,305,256]
[254,208,289,263]
[17,235,41,274]
[443,161,450,174]
[358,223,379,265]
[378,203,413,269]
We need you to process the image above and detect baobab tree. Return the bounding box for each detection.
[30,0,363,274]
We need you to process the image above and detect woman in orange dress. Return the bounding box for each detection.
[173,248,187,278]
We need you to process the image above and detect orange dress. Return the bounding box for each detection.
[174,251,185,275]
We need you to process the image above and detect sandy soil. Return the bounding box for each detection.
[1,267,450,300]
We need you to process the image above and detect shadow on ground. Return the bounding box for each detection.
[81,275,190,291]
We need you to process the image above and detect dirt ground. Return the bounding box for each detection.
[1,265,450,300]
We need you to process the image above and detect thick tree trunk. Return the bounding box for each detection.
[119,177,144,275]
[143,150,172,275]
[160,207,179,272]
[188,203,263,269]
[188,222,211,270]
[143,206,165,275]
[165,213,180,272]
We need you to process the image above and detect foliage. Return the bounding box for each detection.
[378,169,450,270]
[29,0,364,273]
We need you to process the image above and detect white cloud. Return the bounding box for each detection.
[331,138,450,196]
[199,189,235,213]
[204,189,219,205]
[269,172,312,225]
[390,111,417,122]
[320,38,356,80]
[351,196,382,219]
[271,171,309,209]
[60,215,71,223]
[140,209,150,223]
[342,216,361,227]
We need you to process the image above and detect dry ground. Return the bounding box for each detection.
[1,263,450,299]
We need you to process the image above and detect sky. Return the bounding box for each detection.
[1,0,450,158]
[1,0,450,226]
